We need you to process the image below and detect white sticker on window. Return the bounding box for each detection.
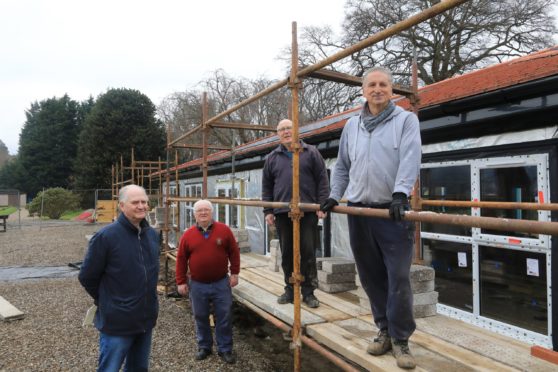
[458,252,467,268]
[526,258,539,277]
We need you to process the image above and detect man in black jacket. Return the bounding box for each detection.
[262,119,329,308]
[79,184,160,371]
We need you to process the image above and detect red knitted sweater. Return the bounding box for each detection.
[175,221,240,285]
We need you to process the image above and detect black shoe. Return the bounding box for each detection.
[218,351,236,364]
[303,294,320,308]
[195,348,211,360]
[277,291,294,304]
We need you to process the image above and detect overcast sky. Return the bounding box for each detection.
[0,0,346,155]
[1,1,557,156]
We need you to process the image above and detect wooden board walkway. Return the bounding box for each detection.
[234,253,556,371]
[163,251,555,371]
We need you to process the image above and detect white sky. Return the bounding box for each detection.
[1,1,557,156]
[0,0,346,155]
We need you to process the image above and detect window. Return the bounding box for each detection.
[182,183,202,230]
[479,245,547,334]
[423,239,473,312]
[214,179,243,228]
[420,154,551,345]
[421,165,471,236]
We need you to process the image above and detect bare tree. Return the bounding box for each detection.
[157,70,291,161]
[329,0,557,85]
[287,0,557,121]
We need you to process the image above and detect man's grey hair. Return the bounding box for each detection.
[193,199,213,212]
[119,184,148,203]
[362,66,393,86]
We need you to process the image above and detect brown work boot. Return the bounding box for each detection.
[392,338,416,369]
[366,329,391,355]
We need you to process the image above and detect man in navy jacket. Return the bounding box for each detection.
[262,119,329,308]
[79,184,160,371]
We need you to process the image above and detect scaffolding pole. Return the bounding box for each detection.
[289,21,303,372]
[168,197,558,236]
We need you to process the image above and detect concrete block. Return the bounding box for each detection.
[316,257,341,271]
[318,282,357,293]
[317,271,356,284]
[268,261,280,272]
[231,228,249,242]
[321,259,356,274]
[410,264,435,282]
[355,274,361,287]
[413,291,438,306]
[411,279,435,294]
[270,239,280,249]
[238,241,251,253]
[413,303,437,318]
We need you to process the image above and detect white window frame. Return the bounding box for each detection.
[214,179,244,228]
[421,153,552,347]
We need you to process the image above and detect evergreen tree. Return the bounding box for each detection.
[75,88,166,189]
[0,139,10,167]
[18,95,83,196]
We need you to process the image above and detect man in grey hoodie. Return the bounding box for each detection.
[320,67,421,369]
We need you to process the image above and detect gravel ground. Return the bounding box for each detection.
[0,212,343,371]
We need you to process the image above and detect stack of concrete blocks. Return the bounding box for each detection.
[411,264,438,318]
[317,258,357,293]
[268,239,282,272]
[354,273,371,311]
[354,264,438,318]
[231,228,251,253]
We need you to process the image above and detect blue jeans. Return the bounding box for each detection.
[189,276,233,353]
[98,328,153,372]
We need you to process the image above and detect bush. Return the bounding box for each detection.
[27,188,80,219]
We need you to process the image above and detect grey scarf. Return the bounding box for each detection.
[361,101,395,133]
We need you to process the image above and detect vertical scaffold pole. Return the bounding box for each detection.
[202,92,209,199]
[289,21,303,372]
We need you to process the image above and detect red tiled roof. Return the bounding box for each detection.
[171,46,558,173]
[399,45,558,109]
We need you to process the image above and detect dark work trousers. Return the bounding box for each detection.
[347,202,416,341]
[274,212,319,298]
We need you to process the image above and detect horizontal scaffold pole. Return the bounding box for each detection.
[167,197,558,236]
[421,199,558,211]
[168,0,470,147]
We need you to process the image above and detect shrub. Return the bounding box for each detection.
[27,188,80,219]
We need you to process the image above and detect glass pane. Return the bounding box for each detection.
[196,186,202,197]
[230,188,239,228]
[479,245,547,334]
[421,165,471,236]
[479,166,538,238]
[422,239,473,312]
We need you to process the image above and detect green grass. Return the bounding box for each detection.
[60,210,84,220]
[0,206,17,215]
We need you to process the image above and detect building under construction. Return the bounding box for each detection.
[109,1,558,370]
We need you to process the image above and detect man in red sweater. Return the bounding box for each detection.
[176,199,240,364]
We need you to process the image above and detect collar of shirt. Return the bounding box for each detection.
[196,222,213,233]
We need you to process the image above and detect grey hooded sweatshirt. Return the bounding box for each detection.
[329,104,421,204]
